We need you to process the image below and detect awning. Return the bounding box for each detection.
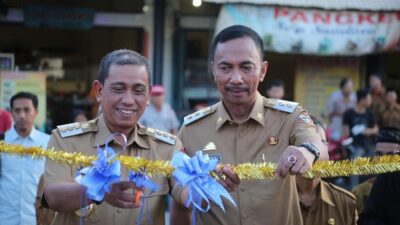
[205,0,400,11]
[215,4,400,55]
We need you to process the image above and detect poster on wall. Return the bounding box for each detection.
[0,72,47,130]
[215,4,400,55]
[294,58,360,122]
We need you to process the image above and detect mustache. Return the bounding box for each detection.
[225,86,249,92]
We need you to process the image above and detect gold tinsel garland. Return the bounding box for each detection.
[2,142,400,179]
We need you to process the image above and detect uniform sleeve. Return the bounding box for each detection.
[289,107,320,146]
[169,137,186,202]
[44,130,74,186]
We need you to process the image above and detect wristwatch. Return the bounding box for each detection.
[300,142,320,163]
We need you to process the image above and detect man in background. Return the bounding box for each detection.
[139,85,180,134]
[377,88,400,128]
[369,74,385,120]
[297,116,357,225]
[326,78,356,141]
[0,92,50,225]
[265,79,285,99]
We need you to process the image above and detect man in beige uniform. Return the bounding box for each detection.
[171,25,328,225]
[42,50,238,225]
[297,117,357,225]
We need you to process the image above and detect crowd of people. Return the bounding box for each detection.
[0,25,399,225]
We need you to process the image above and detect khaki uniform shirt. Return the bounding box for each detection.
[352,177,376,214]
[178,93,320,225]
[378,104,400,129]
[44,115,182,225]
[301,181,357,225]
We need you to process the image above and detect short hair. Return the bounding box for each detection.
[210,25,264,62]
[10,92,38,110]
[378,127,400,144]
[356,89,370,102]
[98,49,151,84]
[339,78,351,89]
[386,87,396,94]
[266,80,284,91]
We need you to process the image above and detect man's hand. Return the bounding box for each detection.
[275,146,315,178]
[215,165,240,192]
[104,181,142,208]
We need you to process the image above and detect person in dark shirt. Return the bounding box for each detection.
[342,89,378,158]
[359,127,400,225]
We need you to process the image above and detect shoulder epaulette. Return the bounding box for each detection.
[264,98,298,113]
[57,122,94,138]
[329,183,356,201]
[183,106,216,125]
[146,127,176,145]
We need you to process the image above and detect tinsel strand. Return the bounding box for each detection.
[2,142,400,180]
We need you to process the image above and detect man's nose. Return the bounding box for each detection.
[121,92,135,105]
[230,69,244,84]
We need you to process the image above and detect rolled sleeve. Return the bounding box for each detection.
[289,108,320,146]
[44,131,74,186]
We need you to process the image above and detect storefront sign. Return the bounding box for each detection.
[25,5,94,29]
[216,4,400,55]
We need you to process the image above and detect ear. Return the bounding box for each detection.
[210,61,216,81]
[259,61,268,82]
[93,80,103,103]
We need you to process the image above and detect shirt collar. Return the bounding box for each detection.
[215,92,265,130]
[93,115,149,150]
[8,125,38,141]
[320,181,336,207]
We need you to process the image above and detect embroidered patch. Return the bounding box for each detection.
[296,111,312,124]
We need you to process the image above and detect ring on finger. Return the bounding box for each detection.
[287,155,297,165]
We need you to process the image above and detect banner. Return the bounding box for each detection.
[25,5,95,29]
[0,72,47,130]
[216,4,400,55]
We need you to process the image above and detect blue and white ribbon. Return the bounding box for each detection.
[171,151,236,224]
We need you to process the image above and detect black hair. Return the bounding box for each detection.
[386,87,396,93]
[266,79,284,91]
[10,92,38,110]
[356,89,370,103]
[378,127,400,144]
[339,78,351,89]
[210,25,264,62]
[98,49,151,84]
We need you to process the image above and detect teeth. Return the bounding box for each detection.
[119,109,134,114]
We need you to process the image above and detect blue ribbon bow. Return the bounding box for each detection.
[77,145,121,202]
[171,151,236,224]
[128,170,159,225]
[128,171,159,192]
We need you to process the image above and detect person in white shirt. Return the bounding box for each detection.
[326,78,356,141]
[0,92,50,225]
[139,85,180,134]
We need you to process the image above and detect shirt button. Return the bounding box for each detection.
[239,132,243,137]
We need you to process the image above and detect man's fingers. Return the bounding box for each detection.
[116,181,138,191]
[299,164,309,175]
[290,160,305,175]
[222,167,240,185]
